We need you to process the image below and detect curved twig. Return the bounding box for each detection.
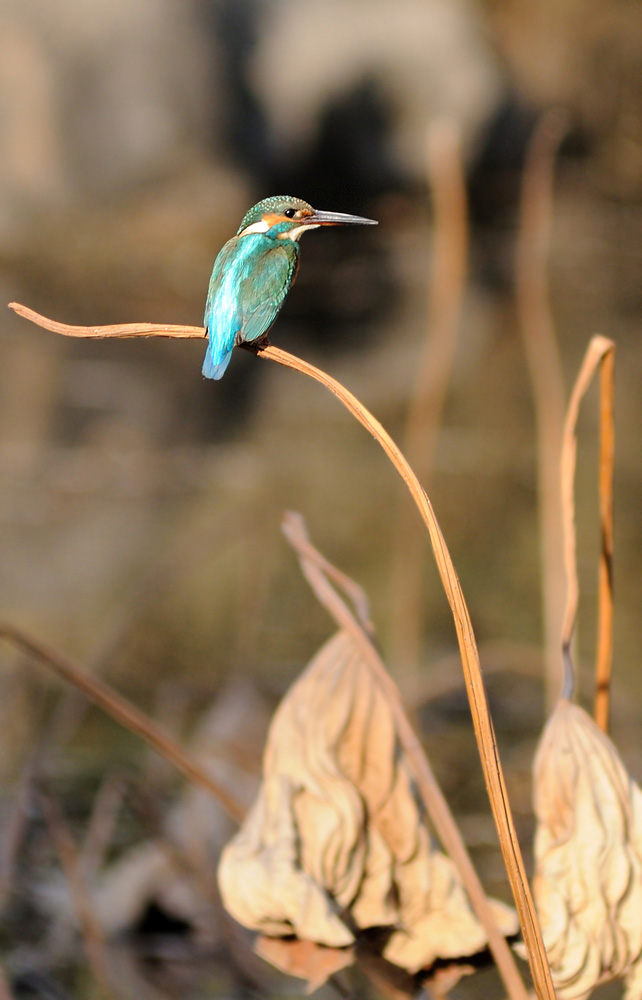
[559,335,615,724]
[9,303,556,999]
[8,302,206,339]
[282,512,527,1000]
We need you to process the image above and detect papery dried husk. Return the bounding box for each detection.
[533,699,642,999]
[255,936,354,993]
[218,630,517,979]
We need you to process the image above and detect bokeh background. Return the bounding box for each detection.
[1,0,641,997]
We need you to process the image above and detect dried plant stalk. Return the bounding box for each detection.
[559,335,616,719]
[530,335,625,999]
[9,303,555,999]
[0,624,245,822]
[533,700,642,999]
[595,347,615,731]
[390,120,468,676]
[516,110,568,709]
[282,511,525,999]
[8,303,204,339]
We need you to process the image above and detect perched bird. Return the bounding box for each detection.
[202,195,377,379]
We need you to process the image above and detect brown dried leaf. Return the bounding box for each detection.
[255,936,354,993]
[533,700,642,998]
[218,630,517,976]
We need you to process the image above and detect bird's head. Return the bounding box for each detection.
[237,195,377,242]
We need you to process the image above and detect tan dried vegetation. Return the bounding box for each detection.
[4,115,640,1000]
[528,335,642,999]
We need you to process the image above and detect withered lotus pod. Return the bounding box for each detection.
[533,700,642,1000]
[218,630,516,986]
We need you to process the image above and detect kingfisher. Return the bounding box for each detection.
[202,195,377,379]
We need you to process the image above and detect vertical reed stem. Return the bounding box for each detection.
[595,349,615,731]
[559,336,615,717]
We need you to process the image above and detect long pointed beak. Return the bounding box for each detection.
[304,208,378,227]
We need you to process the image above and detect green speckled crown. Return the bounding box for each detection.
[237,195,313,233]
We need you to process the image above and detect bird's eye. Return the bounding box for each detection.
[283,208,296,218]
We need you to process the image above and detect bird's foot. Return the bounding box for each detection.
[239,335,271,353]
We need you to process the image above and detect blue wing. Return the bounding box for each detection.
[202,238,242,380]
[202,236,298,380]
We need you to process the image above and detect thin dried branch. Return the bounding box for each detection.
[281,514,374,638]
[390,119,469,676]
[596,348,615,731]
[39,790,112,993]
[516,109,569,709]
[9,301,554,999]
[8,302,206,339]
[559,335,616,718]
[281,513,526,1000]
[0,624,245,822]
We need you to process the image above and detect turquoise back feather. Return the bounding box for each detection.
[203,233,299,380]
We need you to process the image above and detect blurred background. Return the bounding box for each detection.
[0,0,641,997]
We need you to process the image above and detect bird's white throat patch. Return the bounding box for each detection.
[239,219,270,236]
[239,219,320,241]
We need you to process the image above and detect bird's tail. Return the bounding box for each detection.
[202,346,233,380]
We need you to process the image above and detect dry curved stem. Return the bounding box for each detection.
[559,335,616,724]
[516,109,569,710]
[9,302,555,998]
[281,514,375,640]
[390,119,468,676]
[8,302,206,339]
[0,625,245,822]
[282,512,526,1000]
[259,346,555,1000]
[596,348,615,731]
